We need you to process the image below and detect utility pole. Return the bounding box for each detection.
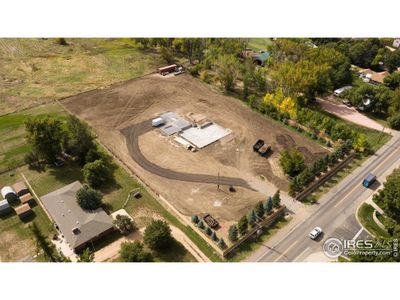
[217,172,220,190]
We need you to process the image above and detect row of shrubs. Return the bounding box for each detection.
[289,140,354,197]
[191,215,226,250]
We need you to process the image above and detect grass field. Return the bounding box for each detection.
[247,38,273,51]
[226,216,290,262]
[358,203,390,238]
[0,103,68,173]
[0,38,165,115]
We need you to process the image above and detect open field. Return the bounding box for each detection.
[0,103,68,173]
[0,38,164,115]
[62,74,328,230]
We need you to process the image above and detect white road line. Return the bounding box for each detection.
[352,228,364,241]
[293,246,311,262]
[274,240,299,262]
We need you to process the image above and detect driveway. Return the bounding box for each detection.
[317,97,392,134]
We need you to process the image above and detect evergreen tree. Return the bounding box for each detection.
[228,225,238,242]
[248,209,257,227]
[237,216,248,236]
[197,220,205,229]
[272,190,281,208]
[211,231,218,241]
[205,226,212,236]
[191,215,199,224]
[265,197,273,213]
[255,201,265,219]
[218,238,227,249]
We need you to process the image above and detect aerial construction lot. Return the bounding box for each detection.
[63,74,328,226]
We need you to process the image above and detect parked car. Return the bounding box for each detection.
[309,227,322,240]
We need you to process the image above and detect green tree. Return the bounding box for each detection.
[25,115,64,163]
[237,215,248,236]
[197,220,205,229]
[191,215,199,224]
[211,231,218,241]
[384,71,400,90]
[255,201,265,219]
[160,46,174,64]
[279,148,305,177]
[113,214,136,235]
[65,115,95,165]
[78,248,94,262]
[205,226,212,236]
[119,241,153,262]
[388,113,400,130]
[143,219,172,251]
[30,222,63,262]
[248,209,257,227]
[264,197,273,214]
[76,184,103,210]
[228,225,238,242]
[384,50,400,73]
[373,168,400,222]
[272,190,281,208]
[218,238,227,249]
[215,54,240,91]
[83,159,113,188]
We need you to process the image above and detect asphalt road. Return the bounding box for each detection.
[252,133,400,262]
[121,120,254,190]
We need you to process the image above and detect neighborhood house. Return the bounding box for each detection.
[40,181,114,252]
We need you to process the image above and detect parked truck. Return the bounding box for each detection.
[253,139,264,152]
[258,144,272,157]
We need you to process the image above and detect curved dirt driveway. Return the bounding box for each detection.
[121,120,254,190]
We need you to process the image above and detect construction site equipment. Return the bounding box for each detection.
[258,144,272,157]
[253,139,264,152]
[203,214,219,229]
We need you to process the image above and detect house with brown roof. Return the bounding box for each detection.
[359,69,389,85]
[40,181,114,252]
[20,193,35,206]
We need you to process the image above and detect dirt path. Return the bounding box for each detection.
[317,97,392,133]
[121,120,254,190]
[170,226,210,262]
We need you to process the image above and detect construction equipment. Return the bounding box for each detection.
[253,139,264,152]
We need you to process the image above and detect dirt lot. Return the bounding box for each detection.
[62,74,327,223]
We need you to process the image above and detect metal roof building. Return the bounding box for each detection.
[1,186,17,202]
[40,181,114,252]
[0,199,10,215]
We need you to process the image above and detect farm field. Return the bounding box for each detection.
[62,73,329,234]
[0,103,68,173]
[0,38,164,115]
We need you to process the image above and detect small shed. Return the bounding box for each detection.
[20,193,35,206]
[1,186,18,203]
[15,204,32,219]
[12,181,29,197]
[0,199,11,215]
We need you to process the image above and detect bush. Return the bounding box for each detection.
[119,241,153,262]
[388,113,400,130]
[144,219,172,251]
[279,148,305,177]
[189,64,203,77]
[199,70,211,83]
[113,214,136,235]
[76,184,103,210]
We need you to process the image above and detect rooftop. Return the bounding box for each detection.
[40,181,114,250]
[359,69,389,84]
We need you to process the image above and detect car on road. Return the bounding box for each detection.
[362,173,376,188]
[309,227,322,240]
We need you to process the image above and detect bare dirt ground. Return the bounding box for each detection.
[62,74,327,224]
[317,97,391,133]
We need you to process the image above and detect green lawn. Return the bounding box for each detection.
[358,203,390,238]
[0,103,68,173]
[247,38,273,51]
[226,216,290,262]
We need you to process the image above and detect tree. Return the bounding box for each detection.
[384,71,400,90]
[30,222,64,262]
[25,115,64,163]
[78,248,94,262]
[218,238,226,249]
[215,54,240,91]
[255,201,265,219]
[279,148,305,177]
[384,50,400,73]
[272,190,281,208]
[211,231,218,241]
[247,209,257,227]
[119,241,153,262]
[76,184,103,210]
[65,115,95,165]
[237,215,248,236]
[113,214,136,235]
[228,225,238,242]
[56,38,68,46]
[197,220,205,229]
[160,46,174,64]
[143,219,172,251]
[191,215,199,224]
[353,134,369,153]
[264,197,273,214]
[373,168,400,222]
[388,113,400,130]
[205,226,212,236]
[83,159,113,188]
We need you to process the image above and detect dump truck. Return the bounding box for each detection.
[253,139,264,152]
[158,64,177,76]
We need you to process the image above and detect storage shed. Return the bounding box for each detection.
[0,199,11,215]
[1,186,18,203]
[12,181,29,197]
[20,193,35,206]
[15,204,32,219]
